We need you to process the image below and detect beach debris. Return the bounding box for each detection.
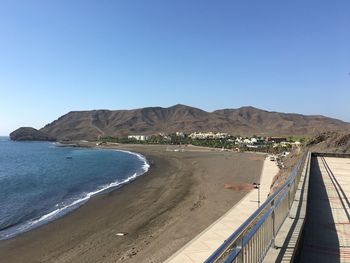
[190,200,202,211]
[224,183,255,191]
[115,232,128,236]
[128,247,138,257]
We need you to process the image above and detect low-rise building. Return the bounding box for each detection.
[250,137,258,144]
[189,132,229,139]
[242,138,251,144]
[235,137,243,144]
[128,135,149,141]
[176,132,185,138]
[266,137,287,143]
[215,132,229,139]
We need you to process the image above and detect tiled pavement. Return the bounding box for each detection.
[298,157,350,263]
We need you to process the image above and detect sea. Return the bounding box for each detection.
[0,136,149,240]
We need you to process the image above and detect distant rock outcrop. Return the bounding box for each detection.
[10,127,56,141]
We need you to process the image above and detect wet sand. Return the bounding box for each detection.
[0,144,264,263]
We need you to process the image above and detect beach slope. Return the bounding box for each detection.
[0,145,264,263]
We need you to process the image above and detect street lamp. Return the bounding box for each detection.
[253,182,261,208]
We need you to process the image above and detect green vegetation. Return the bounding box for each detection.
[99,136,140,144]
[99,134,296,154]
[190,138,235,148]
[287,136,307,143]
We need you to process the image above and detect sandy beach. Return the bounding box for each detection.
[0,144,264,263]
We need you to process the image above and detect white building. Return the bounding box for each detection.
[250,138,258,144]
[189,132,229,139]
[176,132,185,138]
[215,132,229,139]
[243,138,251,144]
[128,135,149,141]
[235,137,243,143]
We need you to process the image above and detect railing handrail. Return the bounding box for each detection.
[205,152,307,263]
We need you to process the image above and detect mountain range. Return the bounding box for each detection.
[20,104,349,141]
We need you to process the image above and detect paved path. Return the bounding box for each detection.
[298,156,350,263]
[166,157,278,263]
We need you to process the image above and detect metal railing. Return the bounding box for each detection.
[205,152,310,263]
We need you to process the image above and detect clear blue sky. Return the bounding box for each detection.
[1,0,349,135]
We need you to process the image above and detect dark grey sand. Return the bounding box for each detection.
[0,144,264,263]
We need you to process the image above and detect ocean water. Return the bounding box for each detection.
[0,137,149,240]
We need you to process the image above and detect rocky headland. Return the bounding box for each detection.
[10,127,56,141]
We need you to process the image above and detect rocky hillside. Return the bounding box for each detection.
[10,127,56,141]
[307,131,350,153]
[38,105,350,141]
[270,131,350,194]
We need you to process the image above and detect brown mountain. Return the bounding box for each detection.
[36,105,350,141]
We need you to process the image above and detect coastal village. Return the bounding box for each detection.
[98,131,303,155]
[95,131,304,173]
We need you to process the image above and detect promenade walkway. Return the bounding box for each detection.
[298,156,350,262]
[166,157,279,263]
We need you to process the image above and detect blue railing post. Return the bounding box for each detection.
[271,198,276,248]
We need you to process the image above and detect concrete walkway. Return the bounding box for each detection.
[166,157,279,263]
[298,156,350,263]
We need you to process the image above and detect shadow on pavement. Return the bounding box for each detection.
[297,157,340,263]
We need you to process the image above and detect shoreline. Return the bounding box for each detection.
[0,145,151,241]
[0,144,265,263]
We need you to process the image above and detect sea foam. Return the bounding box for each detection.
[0,149,150,240]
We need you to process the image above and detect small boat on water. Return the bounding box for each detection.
[66,156,73,159]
